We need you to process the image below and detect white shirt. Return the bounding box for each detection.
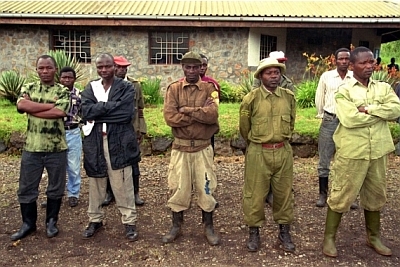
[315,69,353,118]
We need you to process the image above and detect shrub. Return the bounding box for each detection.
[296,78,318,108]
[0,70,26,104]
[219,80,243,103]
[371,70,399,87]
[48,50,86,83]
[239,70,254,95]
[141,77,163,105]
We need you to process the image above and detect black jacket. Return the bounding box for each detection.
[81,77,141,178]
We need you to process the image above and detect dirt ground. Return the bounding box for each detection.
[0,154,400,267]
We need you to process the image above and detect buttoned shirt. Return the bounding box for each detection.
[334,78,400,160]
[315,69,353,118]
[239,85,296,144]
[64,87,81,127]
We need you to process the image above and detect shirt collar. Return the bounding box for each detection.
[260,84,282,97]
[182,77,203,90]
[348,77,377,87]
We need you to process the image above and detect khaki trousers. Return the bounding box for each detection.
[243,142,294,226]
[88,136,137,225]
[327,155,387,213]
[167,146,217,212]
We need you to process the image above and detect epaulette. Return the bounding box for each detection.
[281,87,295,96]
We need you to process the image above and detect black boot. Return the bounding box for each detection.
[133,175,145,206]
[125,224,139,242]
[316,177,328,207]
[102,179,114,206]
[202,210,220,246]
[247,227,260,252]
[46,198,62,238]
[279,224,296,252]
[162,211,183,243]
[10,202,37,241]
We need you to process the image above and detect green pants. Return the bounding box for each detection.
[327,155,387,213]
[243,142,294,226]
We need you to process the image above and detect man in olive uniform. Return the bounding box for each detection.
[240,57,296,253]
[101,55,147,206]
[322,46,400,258]
[252,51,295,206]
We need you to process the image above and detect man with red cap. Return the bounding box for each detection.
[101,55,147,207]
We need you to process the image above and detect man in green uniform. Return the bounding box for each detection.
[322,46,400,258]
[11,55,70,241]
[240,57,296,253]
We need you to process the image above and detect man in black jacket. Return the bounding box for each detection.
[81,53,141,241]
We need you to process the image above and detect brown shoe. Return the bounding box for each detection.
[68,197,78,207]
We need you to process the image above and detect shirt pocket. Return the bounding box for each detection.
[251,117,269,137]
[281,115,291,135]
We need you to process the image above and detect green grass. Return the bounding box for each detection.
[1,99,399,143]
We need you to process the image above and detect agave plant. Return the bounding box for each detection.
[371,70,399,87]
[48,49,86,83]
[0,70,26,104]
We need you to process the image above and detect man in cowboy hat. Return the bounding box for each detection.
[253,51,296,92]
[240,57,296,253]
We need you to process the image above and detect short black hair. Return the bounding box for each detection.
[36,55,57,68]
[96,53,114,63]
[334,48,350,59]
[349,46,371,63]
[60,66,76,79]
[199,53,208,60]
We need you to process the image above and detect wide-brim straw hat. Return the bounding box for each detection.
[254,58,286,78]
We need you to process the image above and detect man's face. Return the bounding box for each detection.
[115,64,128,79]
[96,57,115,80]
[260,67,281,90]
[335,51,350,72]
[350,51,375,81]
[199,58,208,77]
[60,71,76,90]
[182,63,201,83]
[36,58,57,85]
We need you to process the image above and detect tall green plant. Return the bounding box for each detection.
[239,70,254,95]
[48,50,86,83]
[296,78,319,108]
[0,70,26,104]
[371,70,399,87]
[141,77,163,105]
[219,80,243,103]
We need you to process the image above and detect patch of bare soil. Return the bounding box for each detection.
[0,154,400,267]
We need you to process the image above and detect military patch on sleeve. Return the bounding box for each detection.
[211,91,219,105]
[240,110,250,117]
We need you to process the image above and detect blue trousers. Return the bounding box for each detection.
[66,127,82,198]
[317,113,339,178]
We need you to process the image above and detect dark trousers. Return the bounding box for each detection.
[18,151,67,203]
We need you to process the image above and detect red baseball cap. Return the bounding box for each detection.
[113,56,131,66]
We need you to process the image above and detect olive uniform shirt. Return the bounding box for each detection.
[240,86,296,144]
[127,76,147,134]
[253,75,296,92]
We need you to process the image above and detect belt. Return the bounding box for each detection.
[262,142,285,149]
[102,132,107,136]
[324,111,336,117]
[174,137,210,147]
[64,124,79,130]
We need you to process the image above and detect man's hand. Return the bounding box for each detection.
[357,106,368,114]
[22,93,31,100]
[203,97,214,107]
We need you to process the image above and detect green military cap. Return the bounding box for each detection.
[181,51,202,64]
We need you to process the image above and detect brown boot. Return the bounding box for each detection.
[162,211,183,243]
[364,210,392,256]
[322,207,342,257]
[202,210,220,246]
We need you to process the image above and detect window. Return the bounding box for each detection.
[359,41,370,49]
[259,34,277,60]
[149,32,189,65]
[51,30,91,63]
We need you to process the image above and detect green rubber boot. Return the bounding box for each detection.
[322,207,342,257]
[364,210,392,256]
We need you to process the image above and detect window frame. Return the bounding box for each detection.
[50,29,91,64]
[259,34,277,60]
[148,31,190,65]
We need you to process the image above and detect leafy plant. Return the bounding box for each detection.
[141,77,163,105]
[219,80,243,103]
[48,50,86,83]
[371,70,399,87]
[0,70,26,104]
[239,70,255,95]
[296,78,319,108]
